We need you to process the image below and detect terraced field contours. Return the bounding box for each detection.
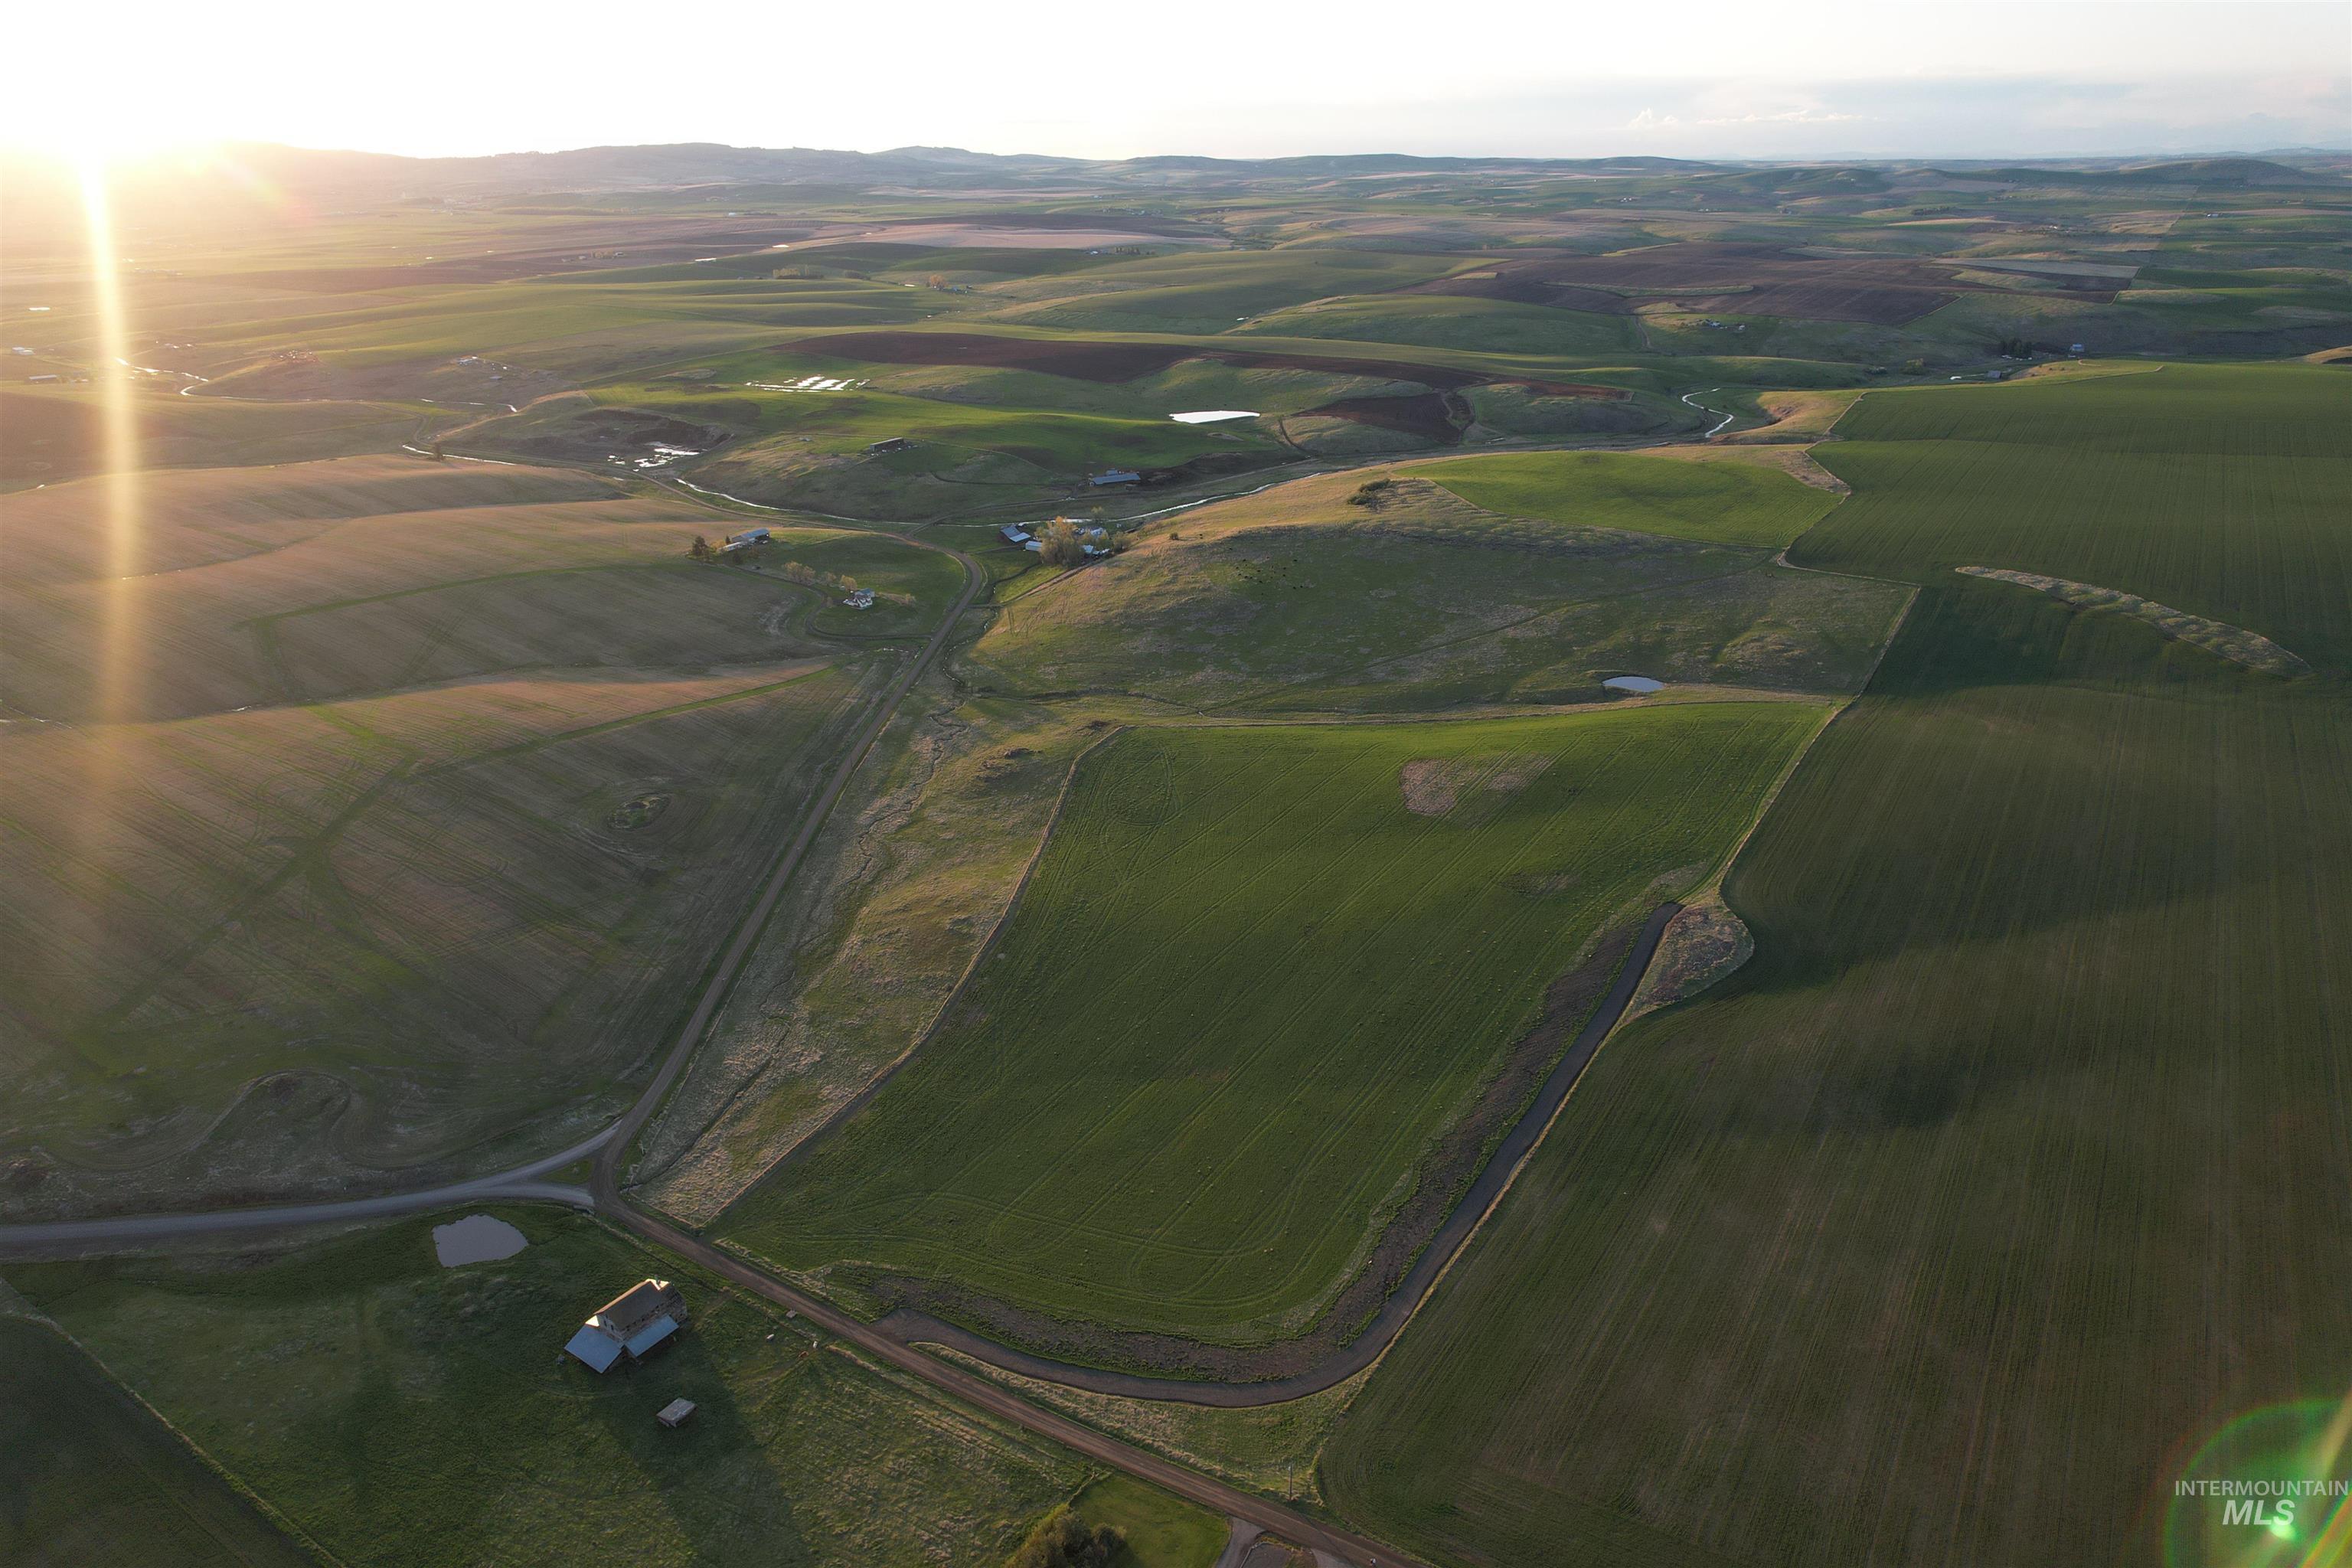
[717,704,1823,1364]
[1955,565,2312,675]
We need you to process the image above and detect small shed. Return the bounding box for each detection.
[656,1398,697,1429]
[867,437,912,454]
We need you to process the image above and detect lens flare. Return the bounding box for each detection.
[2164,1393,2352,1568]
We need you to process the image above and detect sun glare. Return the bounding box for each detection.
[79,160,147,726]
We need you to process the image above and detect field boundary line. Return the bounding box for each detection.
[703,722,1132,1217]
[24,1315,351,1568]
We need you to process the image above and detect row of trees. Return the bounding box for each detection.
[685,536,916,604]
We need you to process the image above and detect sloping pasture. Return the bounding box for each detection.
[717,704,1821,1354]
[0,661,871,1207]
[1322,361,2352,1568]
[0,457,942,719]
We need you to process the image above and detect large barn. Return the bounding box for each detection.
[563,1279,688,1373]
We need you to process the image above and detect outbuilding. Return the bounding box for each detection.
[867,437,912,454]
[656,1398,697,1429]
[1088,469,1141,488]
[564,1279,688,1373]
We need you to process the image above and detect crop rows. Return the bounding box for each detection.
[720,704,1821,1348]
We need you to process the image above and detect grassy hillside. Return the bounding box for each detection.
[1405,447,1843,548]
[1322,362,2352,1568]
[965,465,1903,710]
[9,1210,1099,1568]
[1799,362,2352,670]
[0,1314,318,1567]
[718,704,1823,1357]
[0,452,965,1215]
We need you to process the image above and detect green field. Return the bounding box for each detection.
[1321,361,2352,1568]
[1069,1475,1224,1568]
[6,1209,1105,1568]
[0,1314,317,1567]
[1233,295,1640,357]
[1404,448,1844,548]
[982,250,1461,334]
[718,704,1823,1354]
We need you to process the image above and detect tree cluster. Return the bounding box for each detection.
[1034,518,1089,568]
[1004,1507,1124,1568]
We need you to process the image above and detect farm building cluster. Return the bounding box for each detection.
[1000,519,1112,557]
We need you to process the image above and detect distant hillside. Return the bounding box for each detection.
[1937,156,2344,187]
[2,139,2340,250]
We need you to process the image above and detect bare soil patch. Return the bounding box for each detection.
[1400,753,1557,817]
[1301,392,1464,444]
[1413,242,2105,325]
[500,407,731,465]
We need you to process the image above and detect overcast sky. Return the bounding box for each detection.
[6,0,2347,164]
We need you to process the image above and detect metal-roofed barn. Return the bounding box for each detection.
[563,1279,688,1373]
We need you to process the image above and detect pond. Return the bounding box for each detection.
[433,1214,528,1267]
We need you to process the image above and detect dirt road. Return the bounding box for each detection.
[601,1197,1430,1568]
